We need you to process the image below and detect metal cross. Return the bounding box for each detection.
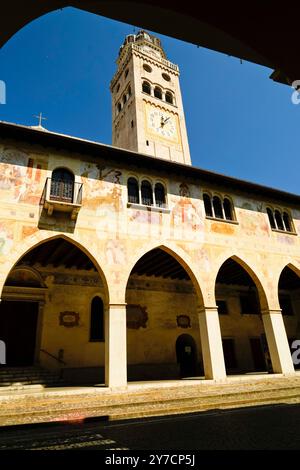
[33,112,47,127]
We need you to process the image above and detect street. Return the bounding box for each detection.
[0,402,299,450]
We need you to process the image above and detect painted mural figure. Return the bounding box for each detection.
[171,182,202,239]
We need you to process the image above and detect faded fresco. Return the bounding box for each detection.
[170,183,203,240]
[80,162,123,212]
[0,221,14,256]
[0,148,45,205]
[239,210,269,237]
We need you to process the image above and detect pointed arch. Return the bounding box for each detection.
[278,263,300,315]
[125,243,204,306]
[279,262,300,279]
[271,260,300,294]
[1,233,110,302]
[214,254,269,311]
[125,242,205,381]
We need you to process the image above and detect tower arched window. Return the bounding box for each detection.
[141,180,153,206]
[155,183,166,208]
[123,94,127,105]
[203,193,213,217]
[127,177,139,204]
[117,102,121,113]
[165,91,173,104]
[213,196,224,219]
[50,168,74,203]
[128,86,132,96]
[154,86,162,99]
[142,81,151,95]
[223,198,233,221]
[90,297,104,342]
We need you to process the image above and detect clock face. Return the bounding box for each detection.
[147,108,177,140]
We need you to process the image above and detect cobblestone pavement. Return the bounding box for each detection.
[0,403,299,450]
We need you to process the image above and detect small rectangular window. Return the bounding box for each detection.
[131,120,134,128]
[239,291,260,314]
[217,300,228,315]
[146,140,149,146]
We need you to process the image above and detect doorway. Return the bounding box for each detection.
[222,338,238,372]
[0,300,39,366]
[176,334,197,378]
[250,337,266,371]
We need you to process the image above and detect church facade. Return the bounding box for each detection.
[0,31,299,388]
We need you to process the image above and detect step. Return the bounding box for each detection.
[0,375,60,382]
[1,379,300,426]
[1,389,300,426]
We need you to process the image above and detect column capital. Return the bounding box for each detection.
[198,306,218,314]
[261,309,282,316]
[109,303,127,309]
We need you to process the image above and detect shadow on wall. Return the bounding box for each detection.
[38,208,77,233]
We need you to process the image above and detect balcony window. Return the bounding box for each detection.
[50,168,74,203]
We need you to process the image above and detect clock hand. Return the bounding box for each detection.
[160,116,170,127]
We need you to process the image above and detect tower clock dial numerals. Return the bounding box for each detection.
[147,108,177,140]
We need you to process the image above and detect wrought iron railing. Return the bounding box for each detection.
[40,348,66,366]
[40,178,83,205]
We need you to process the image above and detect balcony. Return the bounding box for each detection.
[40,178,83,220]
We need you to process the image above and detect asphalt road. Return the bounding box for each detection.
[0,403,299,450]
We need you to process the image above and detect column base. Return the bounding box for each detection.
[108,385,128,391]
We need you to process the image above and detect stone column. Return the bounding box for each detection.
[105,303,127,388]
[262,309,295,374]
[198,306,226,381]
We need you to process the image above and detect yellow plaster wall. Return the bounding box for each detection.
[40,283,105,370]
[0,142,300,376]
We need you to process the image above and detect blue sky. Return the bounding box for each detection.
[0,7,299,193]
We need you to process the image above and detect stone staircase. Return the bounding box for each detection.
[0,366,63,390]
[1,374,300,426]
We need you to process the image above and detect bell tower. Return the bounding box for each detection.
[110,30,191,165]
